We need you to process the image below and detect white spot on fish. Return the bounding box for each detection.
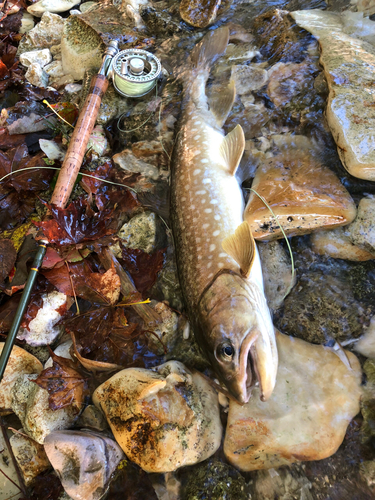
[201,199,206,204]
[191,205,195,210]
[218,262,224,268]
[214,215,221,221]
[202,178,211,184]
[195,150,201,155]
[204,208,212,213]
[210,199,218,205]
[208,255,213,260]
[196,237,201,243]
[213,230,220,237]
[197,246,201,251]
[208,272,214,278]
[203,223,209,229]
[181,197,186,202]
[198,255,202,260]
[194,135,200,140]
[201,159,208,163]
[194,121,201,125]
[209,244,216,251]
[193,169,201,175]
[207,262,212,269]
[219,252,227,258]
[196,190,206,195]
[191,128,197,132]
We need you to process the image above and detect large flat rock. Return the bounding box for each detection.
[291,10,375,180]
[224,332,362,471]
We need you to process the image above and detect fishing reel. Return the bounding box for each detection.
[101,41,162,98]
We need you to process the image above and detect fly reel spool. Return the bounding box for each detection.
[111,49,161,98]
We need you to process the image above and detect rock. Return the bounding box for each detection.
[8,112,54,135]
[258,240,296,311]
[108,458,159,499]
[44,340,73,368]
[249,468,312,500]
[277,273,365,344]
[355,315,375,359]
[347,198,375,254]
[28,0,81,16]
[39,139,66,161]
[20,12,35,34]
[291,10,375,181]
[244,150,357,240]
[212,43,260,78]
[147,301,185,356]
[311,227,375,261]
[61,15,104,81]
[360,358,375,442]
[10,431,50,485]
[230,65,268,95]
[224,332,362,471]
[65,82,82,93]
[180,0,222,28]
[0,344,42,413]
[87,125,110,157]
[44,430,124,500]
[80,1,95,13]
[360,461,375,487]
[12,373,81,444]
[93,361,222,473]
[356,0,375,15]
[118,211,159,254]
[179,460,247,500]
[225,102,270,140]
[19,48,52,68]
[17,291,69,346]
[75,405,108,432]
[113,150,160,180]
[17,12,65,55]
[25,63,49,88]
[0,431,23,500]
[44,60,65,81]
[70,9,81,15]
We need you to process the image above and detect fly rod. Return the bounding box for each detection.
[0,40,120,382]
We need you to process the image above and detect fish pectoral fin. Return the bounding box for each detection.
[222,221,255,278]
[219,124,245,176]
[209,79,236,128]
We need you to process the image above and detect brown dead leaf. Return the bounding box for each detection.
[0,238,16,283]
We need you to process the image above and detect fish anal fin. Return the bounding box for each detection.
[222,221,255,278]
[209,79,236,128]
[190,26,229,69]
[219,124,245,176]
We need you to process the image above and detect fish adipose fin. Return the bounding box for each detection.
[222,221,255,278]
[219,124,245,176]
[190,26,230,70]
[209,79,236,128]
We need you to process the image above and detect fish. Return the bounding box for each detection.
[170,26,278,404]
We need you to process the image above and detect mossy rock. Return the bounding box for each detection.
[180,460,247,500]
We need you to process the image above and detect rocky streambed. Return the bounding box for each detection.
[1,0,375,499]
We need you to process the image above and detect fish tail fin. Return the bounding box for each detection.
[190,26,230,71]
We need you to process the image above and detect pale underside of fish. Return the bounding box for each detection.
[171,27,278,404]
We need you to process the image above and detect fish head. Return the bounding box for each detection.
[199,273,278,404]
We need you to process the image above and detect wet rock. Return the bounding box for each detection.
[93,361,222,473]
[10,431,50,485]
[147,301,185,356]
[75,405,108,432]
[44,340,73,368]
[25,62,49,88]
[224,332,362,471]
[292,10,375,181]
[113,149,160,180]
[245,150,356,240]
[107,458,159,499]
[355,315,375,359]
[141,6,182,36]
[61,15,104,81]
[360,460,375,487]
[311,227,375,261]
[80,1,95,13]
[348,198,375,254]
[212,43,260,78]
[65,82,82,93]
[180,0,222,28]
[39,139,65,160]
[179,460,247,500]
[17,291,68,346]
[44,430,124,500]
[17,12,65,55]
[360,358,375,442]
[27,0,81,17]
[258,240,296,311]
[8,112,54,135]
[231,65,268,95]
[277,273,365,344]
[87,125,110,157]
[225,102,269,140]
[150,246,184,312]
[249,467,312,500]
[20,11,35,34]
[44,60,66,82]
[12,373,81,444]
[0,431,23,500]
[19,48,52,68]
[0,344,42,413]
[118,211,159,254]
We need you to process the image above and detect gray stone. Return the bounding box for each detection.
[25,62,49,87]
[112,149,160,180]
[8,112,55,135]
[10,431,50,485]
[20,48,52,68]
[292,10,375,181]
[347,197,375,254]
[230,64,268,95]
[17,12,65,55]
[0,432,22,500]
[44,430,124,500]
[118,211,158,254]
[80,1,95,12]
[75,405,108,431]
[28,0,81,17]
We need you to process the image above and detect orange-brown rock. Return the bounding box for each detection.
[224,332,362,471]
[244,152,356,240]
[180,0,229,28]
[311,227,375,261]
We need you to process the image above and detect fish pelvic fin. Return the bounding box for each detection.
[190,26,230,71]
[220,124,245,175]
[209,79,236,128]
[222,221,255,278]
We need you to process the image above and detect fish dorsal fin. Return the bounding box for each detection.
[209,79,236,128]
[219,124,245,176]
[222,221,255,278]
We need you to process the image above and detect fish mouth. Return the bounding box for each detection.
[228,330,259,404]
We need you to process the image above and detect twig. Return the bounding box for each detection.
[0,417,29,499]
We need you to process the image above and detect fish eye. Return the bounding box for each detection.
[217,342,234,361]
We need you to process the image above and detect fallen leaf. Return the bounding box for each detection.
[0,238,16,283]
[48,102,78,126]
[0,293,20,334]
[121,246,165,294]
[34,350,88,411]
[71,332,122,372]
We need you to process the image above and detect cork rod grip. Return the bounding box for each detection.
[50,74,109,208]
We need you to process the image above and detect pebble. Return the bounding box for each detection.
[311,226,375,261]
[39,138,66,161]
[93,361,222,473]
[224,332,362,471]
[17,291,68,346]
[87,125,110,157]
[230,64,268,95]
[0,344,42,413]
[20,48,52,68]
[20,12,35,34]
[0,432,23,500]
[44,60,65,81]
[65,82,82,93]
[44,430,124,500]
[27,0,81,17]
[80,1,95,12]
[17,12,65,55]
[25,63,49,88]
[347,197,375,254]
[355,315,375,359]
[267,61,314,107]
[118,211,159,254]
[249,468,312,500]
[113,149,160,180]
[10,431,50,485]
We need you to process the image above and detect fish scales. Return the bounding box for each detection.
[171,27,278,404]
